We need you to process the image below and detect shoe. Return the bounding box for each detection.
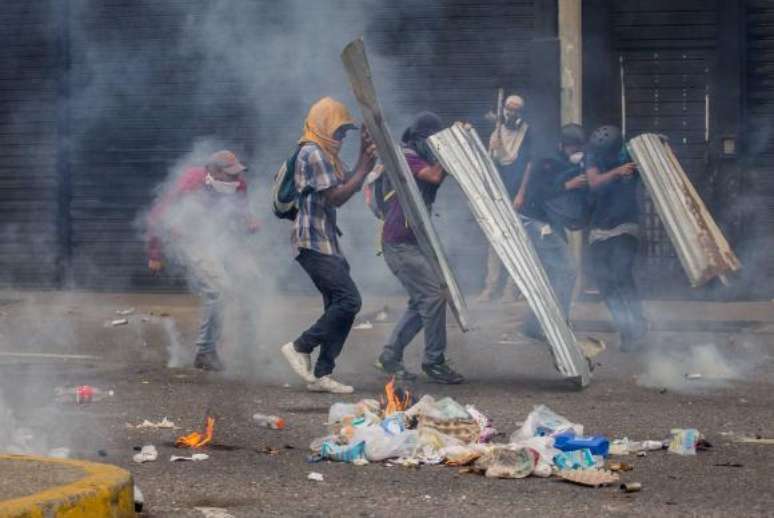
[193,351,224,371]
[375,354,418,381]
[280,342,314,382]
[422,362,465,384]
[306,375,354,394]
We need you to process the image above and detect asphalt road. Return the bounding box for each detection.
[1,292,773,517]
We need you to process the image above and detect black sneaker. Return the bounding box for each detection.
[375,354,418,381]
[193,351,224,371]
[422,362,464,384]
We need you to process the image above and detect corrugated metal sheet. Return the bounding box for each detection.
[0,0,61,288]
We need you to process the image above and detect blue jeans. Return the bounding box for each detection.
[523,219,577,337]
[294,249,362,378]
[381,242,447,367]
[194,282,222,355]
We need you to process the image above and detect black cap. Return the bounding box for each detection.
[560,124,585,146]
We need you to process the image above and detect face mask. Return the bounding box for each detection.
[205,173,239,195]
[569,152,584,165]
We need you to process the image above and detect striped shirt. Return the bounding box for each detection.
[292,143,342,256]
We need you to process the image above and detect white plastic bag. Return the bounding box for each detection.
[509,435,560,477]
[511,404,583,443]
[405,395,470,421]
[352,426,418,461]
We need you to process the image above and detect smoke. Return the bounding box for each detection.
[637,343,755,393]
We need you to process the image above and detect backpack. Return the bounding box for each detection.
[272,147,302,220]
[362,164,395,220]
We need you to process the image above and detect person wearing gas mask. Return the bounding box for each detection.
[519,124,589,340]
[374,113,464,384]
[585,125,648,351]
[146,150,259,371]
[477,94,532,303]
[279,97,376,394]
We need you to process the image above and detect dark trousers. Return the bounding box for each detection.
[590,234,647,346]
[294,249,362,378]
[382,242,447,367]
[523,220,577,337]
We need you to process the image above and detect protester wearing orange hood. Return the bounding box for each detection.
[280,97,376,394]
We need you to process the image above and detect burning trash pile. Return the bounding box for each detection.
[309,380,709,487]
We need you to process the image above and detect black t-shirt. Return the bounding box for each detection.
[586,148,640,230]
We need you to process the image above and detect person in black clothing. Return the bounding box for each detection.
[585,125,647,351]
[520,124,589,340]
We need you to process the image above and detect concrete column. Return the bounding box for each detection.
[559,0,584,303]
[559,0,582,125]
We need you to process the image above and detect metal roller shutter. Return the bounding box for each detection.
[744,0,774,293]
[0,0,61,288]
[613,0,718,295]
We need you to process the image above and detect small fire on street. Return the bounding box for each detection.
[176,416,215,448]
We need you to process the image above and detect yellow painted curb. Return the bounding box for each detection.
[0,455,134,518]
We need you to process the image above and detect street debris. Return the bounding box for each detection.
[308,380,711,489]
[128,417,178,429]
[176,416,215,448]
[134,484,144,513]
[133,444,158,463]
[732,435,774,445]
[557,468,619,487]
[195,507,234,518]
[352,321,374,330]
[668,428,703,455]
[170,453,209,462]
[256,446,281,455]
[116,307,136,316]
[252,413,285,430]
[685,373,703,380]
[110,318,129,327]
[714,462,744,468]
[307,472,324,482]
[620,481,643,493]
[55,385,114,404]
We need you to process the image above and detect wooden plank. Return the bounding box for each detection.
[341,37,469,331]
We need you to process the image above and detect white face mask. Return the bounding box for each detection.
[205,173,239,195]
[569,152,584,165]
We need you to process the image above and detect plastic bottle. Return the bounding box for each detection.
[252,413,285,430]
[55,386,114,404]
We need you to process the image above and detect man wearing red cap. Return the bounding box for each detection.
[146,150,258,371]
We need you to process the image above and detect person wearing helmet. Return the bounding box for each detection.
[518,124,589,340]
[477,94,532,303]
[585,125,648,351]
[146,150,259,371]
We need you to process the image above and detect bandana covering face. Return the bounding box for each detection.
[401,111,443,164]
[299,97,356,179]
[205,173,239,195]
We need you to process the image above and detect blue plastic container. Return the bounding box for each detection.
[553,433,610,457]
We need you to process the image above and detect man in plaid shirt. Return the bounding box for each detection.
[280,97,376,394]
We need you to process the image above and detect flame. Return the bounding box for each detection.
[383,376,411,415]
[176,416,215,448]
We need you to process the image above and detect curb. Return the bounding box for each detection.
[0,454,134,517]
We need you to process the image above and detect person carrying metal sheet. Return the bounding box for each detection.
[374,112,464,384]
[585,125,648,351]
[146,150,258,371]
[279,97,376,394]
[520,124,589,341]
[477,94,532,303]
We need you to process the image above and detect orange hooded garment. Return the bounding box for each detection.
[298,97,356,179]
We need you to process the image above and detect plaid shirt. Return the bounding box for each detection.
[292,143,343,256]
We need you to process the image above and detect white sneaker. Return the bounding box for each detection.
[280,342,314,382]
[306,375,354,394]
